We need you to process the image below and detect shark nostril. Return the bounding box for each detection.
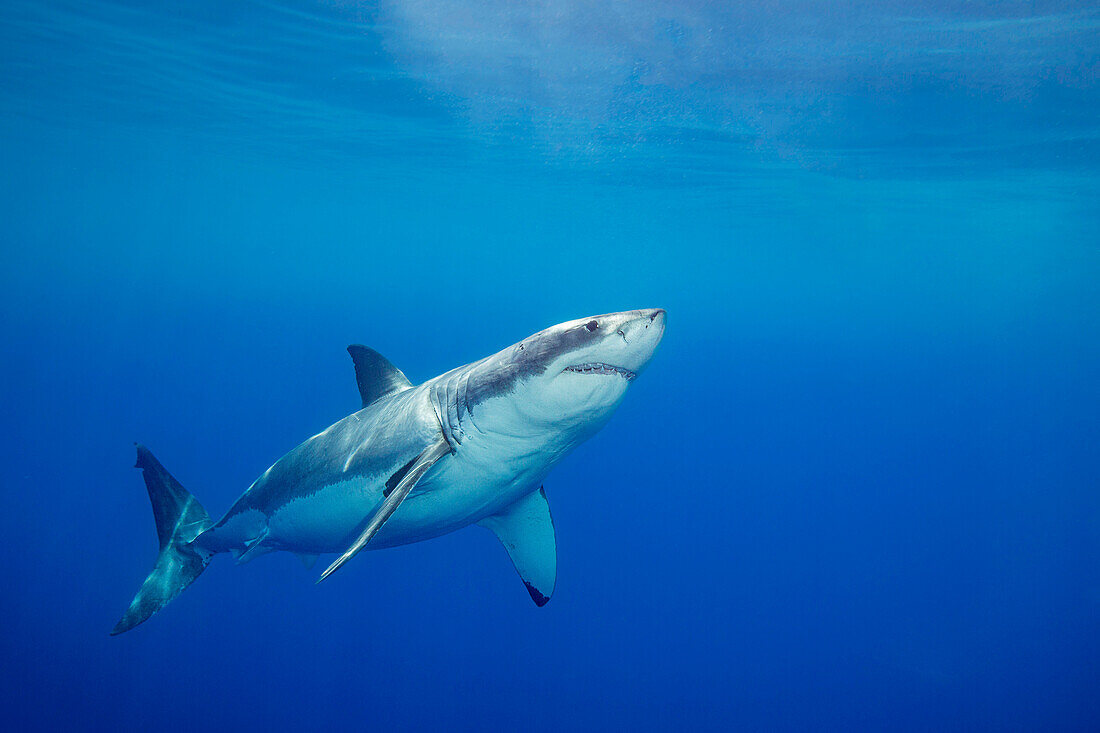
[585,320,598,332]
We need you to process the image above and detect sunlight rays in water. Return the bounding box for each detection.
[2,1,1097,179]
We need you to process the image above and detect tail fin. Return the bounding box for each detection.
[110,445,214,635]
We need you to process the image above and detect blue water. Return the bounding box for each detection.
[2,1,1098,730]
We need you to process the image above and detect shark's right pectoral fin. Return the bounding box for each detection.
[478,487,557,607]
[317,438,450,583]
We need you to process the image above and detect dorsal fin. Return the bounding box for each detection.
[347,344,413,408]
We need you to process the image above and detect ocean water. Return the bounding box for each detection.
[2,1,1098,730]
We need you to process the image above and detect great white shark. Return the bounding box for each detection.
[112,308,666,634]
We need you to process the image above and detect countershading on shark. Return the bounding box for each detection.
[112,309,666,634]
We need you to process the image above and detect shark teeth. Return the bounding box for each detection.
[564,363,637,381]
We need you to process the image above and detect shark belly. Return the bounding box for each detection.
[259,447,548,554]
[371,448,550,548]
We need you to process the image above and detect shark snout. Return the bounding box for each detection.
[618,308,665,341]
[610,308,665,373]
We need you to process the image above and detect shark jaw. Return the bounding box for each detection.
[562,362,638,381]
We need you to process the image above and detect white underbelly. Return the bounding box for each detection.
[264,451,546,553]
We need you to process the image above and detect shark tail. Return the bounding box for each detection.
[111,445,215,636]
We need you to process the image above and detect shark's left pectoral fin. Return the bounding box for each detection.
[317,438,451,583]
[479,487,557,607]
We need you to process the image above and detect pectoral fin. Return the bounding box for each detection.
[317,438,450,583]
[478,487,557,606]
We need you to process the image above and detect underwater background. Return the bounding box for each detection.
[2,1,1098,730]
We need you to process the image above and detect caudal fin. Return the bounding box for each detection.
[111,445,214,635]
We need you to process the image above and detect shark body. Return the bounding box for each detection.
[113,308,665,634]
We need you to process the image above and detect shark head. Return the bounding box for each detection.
[513,308,667,421]
[446,309,666,447]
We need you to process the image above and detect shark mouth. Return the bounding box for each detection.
[564,363,637,381]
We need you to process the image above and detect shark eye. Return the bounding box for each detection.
[585,320,598,332]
